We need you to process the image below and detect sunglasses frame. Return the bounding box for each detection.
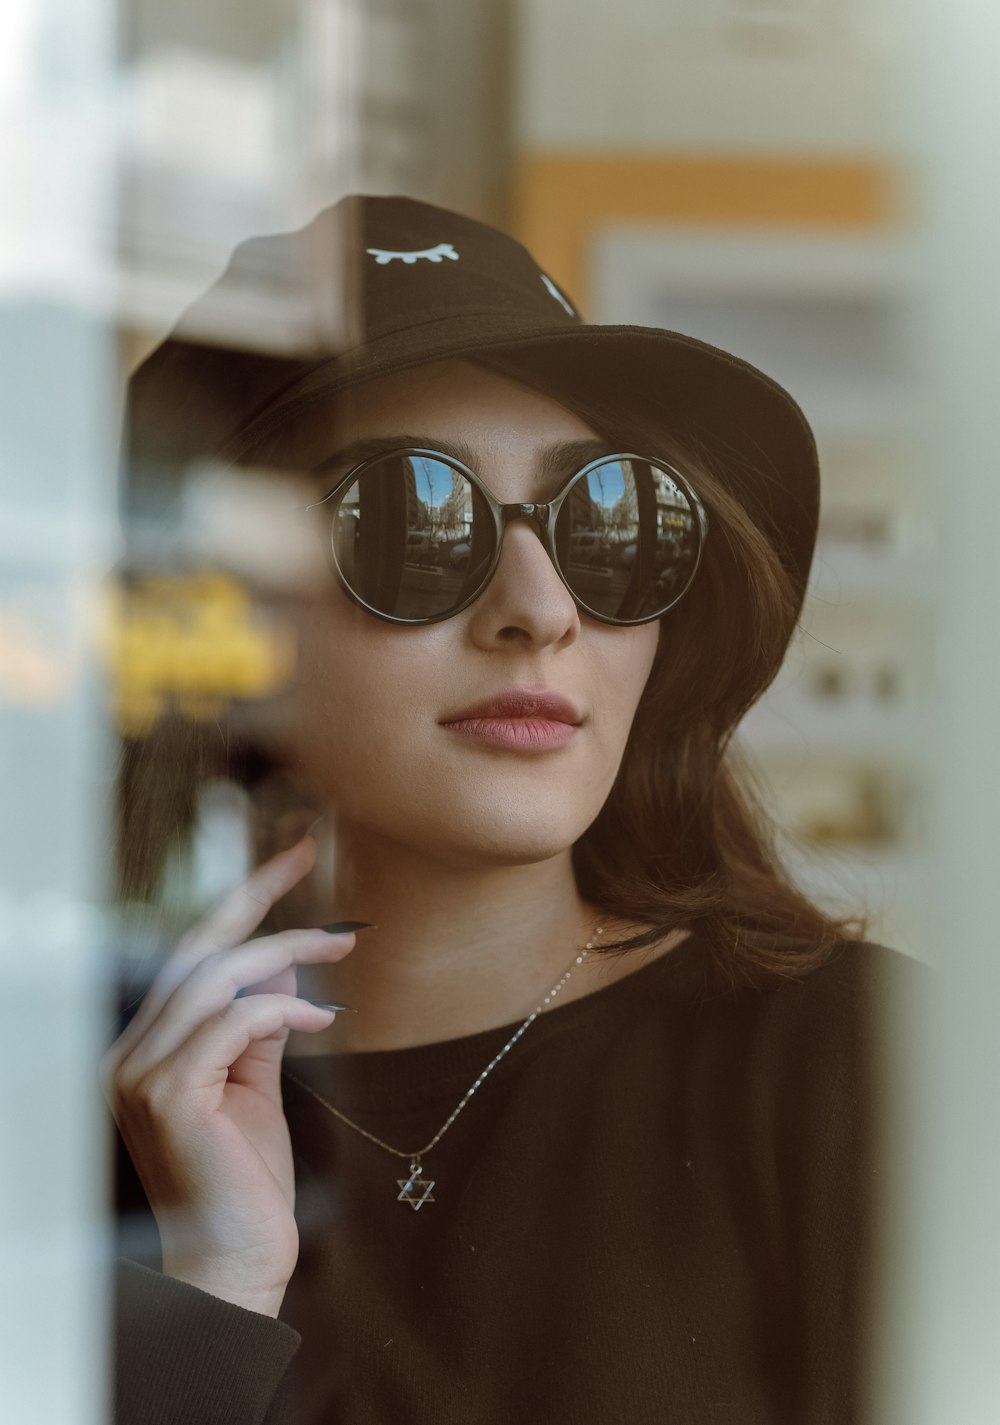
[308,447,709,628]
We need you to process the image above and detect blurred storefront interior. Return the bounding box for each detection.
[110,0,929,958]
[5,1,1000,1421]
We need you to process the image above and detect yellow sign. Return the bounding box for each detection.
[97,571,295,737]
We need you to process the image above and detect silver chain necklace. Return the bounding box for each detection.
[282,926,605,1210]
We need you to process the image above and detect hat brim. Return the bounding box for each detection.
[125,310,819,611]
[224,314,819,606]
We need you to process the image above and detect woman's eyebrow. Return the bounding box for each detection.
[535,439,617,482]
[316,435,447,472]
[315,436,616,488]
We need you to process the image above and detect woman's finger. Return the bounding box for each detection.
[106,835,318,1066]
[105,991,338,1116]
[178,834,318,960]
[113,925,356,1080]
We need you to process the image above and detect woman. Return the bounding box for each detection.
[103,195,895,1424]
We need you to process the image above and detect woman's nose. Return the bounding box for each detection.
[464,514,581,645]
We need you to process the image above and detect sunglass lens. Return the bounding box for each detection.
[330,455,492,620]
[554,458,702,621]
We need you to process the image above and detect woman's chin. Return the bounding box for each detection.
[398,810,598,869]
[299,764,613,866]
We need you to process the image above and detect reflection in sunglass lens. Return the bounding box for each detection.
[327,453,702,623]
[331,455,492,620]
[553,458,702,621]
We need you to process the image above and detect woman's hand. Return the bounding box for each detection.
[99,834,357,1317]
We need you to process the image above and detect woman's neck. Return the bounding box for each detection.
[283,827,683,1054]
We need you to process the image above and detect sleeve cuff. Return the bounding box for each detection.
[113,1258,302,1425]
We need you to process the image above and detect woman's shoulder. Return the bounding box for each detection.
[637,928,928,1015]
[691,934,930,1014]
[712,938,932,1108]
[755,937,931,1023]
[644,933,933,1084]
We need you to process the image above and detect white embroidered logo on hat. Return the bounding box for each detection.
[367,243,459,266]
[541,273,575,316]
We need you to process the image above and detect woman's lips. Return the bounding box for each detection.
[441,717,578,751]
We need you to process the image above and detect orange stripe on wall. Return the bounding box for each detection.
[510,152,895,312]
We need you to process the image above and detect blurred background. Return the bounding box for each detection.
[2,0,997,1419]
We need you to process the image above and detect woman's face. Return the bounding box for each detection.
[282,357,660,866]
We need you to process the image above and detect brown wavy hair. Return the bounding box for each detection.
[115,351,871,986]
[474,349,871,984]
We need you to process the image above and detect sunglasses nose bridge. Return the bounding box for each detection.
[487,500,579,619]
[494,501,559,579]
[497,500,553,537]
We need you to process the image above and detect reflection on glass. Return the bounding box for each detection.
[561,460,700,619]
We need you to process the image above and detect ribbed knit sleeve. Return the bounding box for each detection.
[113,1259,302,1425]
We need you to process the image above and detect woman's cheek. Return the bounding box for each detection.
[291,668,419,811]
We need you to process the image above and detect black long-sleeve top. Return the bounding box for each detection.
[111,934,910,1424]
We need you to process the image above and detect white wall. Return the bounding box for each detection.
[0,1,118,1421]
[515,0,901,153]
[875,0,1000,1417]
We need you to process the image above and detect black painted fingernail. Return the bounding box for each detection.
[311,1000,356,1013]
[321,921,376,933]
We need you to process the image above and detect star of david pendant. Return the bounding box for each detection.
[397,1160,435,1210]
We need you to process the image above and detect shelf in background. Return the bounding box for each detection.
[736,697,932,757]
[807,543,939,606]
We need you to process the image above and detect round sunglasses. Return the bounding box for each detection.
[307,448,709,627]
